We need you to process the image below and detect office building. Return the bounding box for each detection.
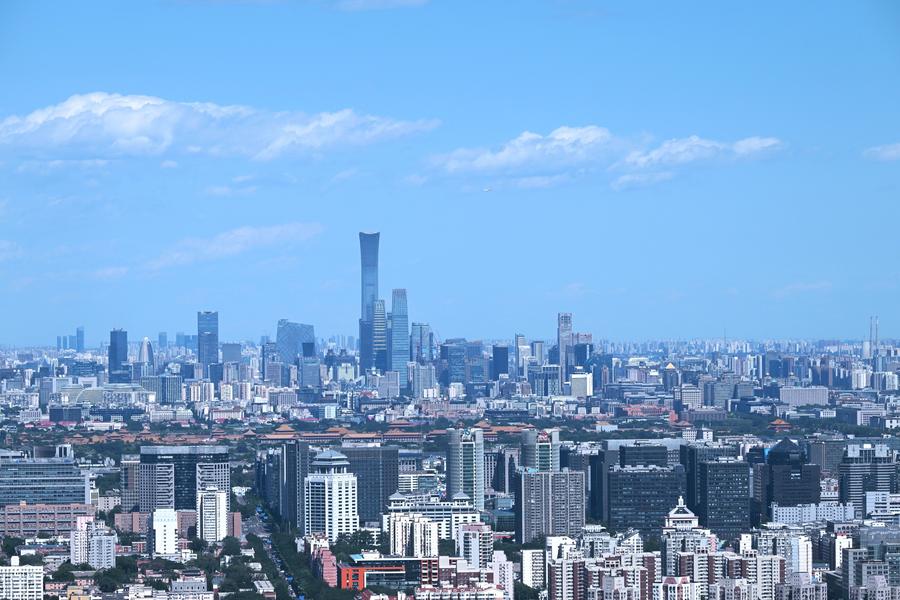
[276,319,315,366]
[521,429,561,472]
[661,496,717,576]
[75,326,85,352]
[150,508,179,558]
[304,449,359,541]
[516,468,585,544]
[120,454,140,511]
[197,310,219,377]
[0,453,90,506]
[373,298,388,372]
[0,557,43,600]
[752,439,820,525]
[108,328,129,383]
[491,345,509,380]
[697,458,750,541]
[558,312,573,382]
[446,428,485,511]
[411,322,434,363]
[138,446,230,512]
[838,444,898,519]
[359,231,380,371]
[607,465,686,536]
[197,486,228,543]
[680,442,738,512]
[341,443,400,524]
[390,289,409,387]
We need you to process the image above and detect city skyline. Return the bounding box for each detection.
[1,1,898,344]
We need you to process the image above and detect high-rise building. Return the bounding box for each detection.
[0,452,90,506]
[197,310,219,376]
[390,289,409,387]
[607,464,686,536]
[0,557,43,600]
[138,446,229,512]
[838,444,897,518]
[138,337,155,370]
[276,319,315,366]
[458,522,494,569]
[150,508,178,557]
[491,345,509,380]
[75,326,85,353]
[386,513,439,558]
[516,468,585,544]
[108,328,129,383]
[359,232,380,371]
[373,299,388,372]
[120,454,140,511]
[304,450,359,541]
[752,439,820,525]
[70,516,116,570]
[697,458,750,541]
[221,342,242,363]
[521,429,561,472]
[341,444,400,524]
[557,312,573,382]
[158,331,167,351]
[197,486,228,543]
[411,322,434,363]
[680,442,738,512]
[447,428,485,511]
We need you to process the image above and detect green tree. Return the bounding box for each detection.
[222,535,242,556]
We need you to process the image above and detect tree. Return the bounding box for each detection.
[1,536,24,557]
[189,537,207,553]
[222,535,242,556]
[515,581,541,600]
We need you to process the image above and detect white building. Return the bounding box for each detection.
[491,551,515,600]
[778,386,828,408]
[0,556,43,600]
[304,449,358,542]
[151,508,179,557]
[654,576,700,600]
[70,516,117,569]
[414,583,504,600]
[521,548,545,589]
[570,372,594,398]
[197,487,229,543]
[709,578,756,600]
[458,522,493,570]
[770,502,855,525]
[387,513,439,558]
[383,492,480,541]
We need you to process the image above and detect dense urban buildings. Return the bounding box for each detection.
[1,230,899,600]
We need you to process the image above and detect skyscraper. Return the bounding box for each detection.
[341,444,400,524]
[557,312,573,382]
[138,446,230,512]
[390,289,409,387]
[158,331,167,351]
[373,298,388,372]
[75,326,85,353]
[197,311,219,376]
[197,486,228,543]
[108,328,129,383]
[446,428,485,511]
[304,450,359,541]
[491,345,509,380]
[276,319,316,366]
[516,468,585,544]
[359,232,380,371]
[410,322,434,363]
[521,429,561,472]
[751,439,820,525]
[697,458,750,541]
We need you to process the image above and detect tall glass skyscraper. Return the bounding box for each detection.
[410,322,434,363]
[390,289,409,387]
[358,232,379,371]
[276,319,316,365]
[197,311,219,376]
[108,328,129,383]
[372,299,388,372]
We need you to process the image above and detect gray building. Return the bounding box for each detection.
[516,468,585,544]
[197,311,219,377]
[138,446,229,512]
[446,428,485,511]
[0,453,89,506]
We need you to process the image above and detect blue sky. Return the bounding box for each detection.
[1,0,898,346]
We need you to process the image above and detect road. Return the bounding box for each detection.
[245,505,306,600]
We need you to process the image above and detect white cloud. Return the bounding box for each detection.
[622,135,781,169]
[864,142,900,161]
[0,92,438,161]
[772,280,832,299]
[92,266,129,280]
[160,159,178,168]
[146,221,323,270]
[433,126,782,190]
[611,171,674,191]
[433,125,614,173]
[0,240,22,262]
[329,0,428,10]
